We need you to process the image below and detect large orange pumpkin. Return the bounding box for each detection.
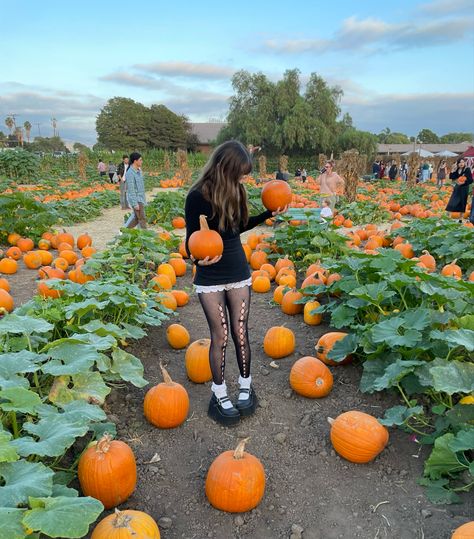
[171,289,189,307]
[7,232,20,246]
[315,332,353,366]
[289,356,333,398]
[0,278,10,292]
[451,521,474,539]
[418,250,436,272]
[188,215,223,260]
[0,289,14,313]
[169,257,187,276]
[23,251,43,269]
[441,260,462,279]
[77,233,92,250]
[6,246,22,260]
[57,231,74,247]
[252,275,271,293]
[185,339,212,383]
[275,257,294,274]
[250,250,268,270]
[304,300,322,325]
[37,280,63,299]
[38,250,54,266]
[328,411,389,463]
[281,289,304,315]
[263,326,295,359]
[261,180,292,212]
[143,365,189,428]
[172,216,186,229]
[205,438,265,513]
[16,238,34,252]
[0,258,18,275]
[91,510,161,539]
[78,434,137,509]
[166,323,190,349]
[157,263,177,286]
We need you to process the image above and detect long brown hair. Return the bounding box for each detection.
[191,140,252,231]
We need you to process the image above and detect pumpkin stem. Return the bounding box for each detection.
[327,417,334,426]
[199,215,210,231]
[160,362,173,385]
[233,437,250,459]
[112,509,133,529]
[96,433,112,453]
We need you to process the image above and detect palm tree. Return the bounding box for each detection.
[24,121,32,143]
[14,127,24,146]
[5,116,14,134]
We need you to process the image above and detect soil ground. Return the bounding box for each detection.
[5,195,473,539]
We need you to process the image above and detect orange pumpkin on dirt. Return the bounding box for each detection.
[7,232,21,246]
[315,332,353,366]
[37,280,63,299]
[16,238,34,252]
[281,289,304,315]
[250,250,268,270]
[169,257,187,277]
[81,246,97,258]
[151,274,172,291]
[6,246,22,260]
[0,289,14,313]
[0,258,18,274]
[185,339,212,383]
[156,291,178,311]
[290,356,333,398]
[171,289,189,307]
[166,324,190,349]
[57,231,74,247]
[0,278,10,292]
[23,251,43,269]
[172,216,186,229]
[53,257,69,271]
[38,239,51,250]
[77,233,92,250]
[157,263,177,286]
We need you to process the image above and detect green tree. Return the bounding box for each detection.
[73,142,90,152]
[336,128,378,157]
[27,136,68,152]
[440,132,474,144]
[417,129,439,144]
[5,116,15,135]
[96,97,149,150]
[23,121,32,143]
[385,132,410,144]
[148,104,188,149]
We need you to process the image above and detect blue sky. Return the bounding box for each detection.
[1,0,473,144]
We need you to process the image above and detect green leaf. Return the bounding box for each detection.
[12,415,91,458]
[110,348,148,387]
[0,352,44,390]
[446,403,474,427]
[0,316,53,336]
[379,405,424,426]
[431,328,474,351]
[330,304,357,328]
[0,431,19,463]
[51,484,78,498]
[424,433,466,480]
[350,282,395,304]
[399,309,431,331]
[418,477,461,504]
[448,428,474,453]
[456,314,474,331]
[361,357,424,392]
[371,317,422,348]
[326,334,358,362]
[429,360,474,395]
[42,342,101,376]
[0,507,27,539]
[22,496,103,538]
[0,388,42,415]
[0,461,53,507]
[69,371,110,404]
[90,421,117,440]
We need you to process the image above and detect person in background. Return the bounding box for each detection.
[421,161,430,183]
[445,158,473,221]
[429,162,434,180]
[301,167,307,183]
[372,160,380,178]
[317,160,345,210]
[379,161,385,179]
[400,161,408,181]
[295,167,302,178]
[437,160,447,188]
[108,161,117,183]
[184,141,287,426]
[388,160,398,181]
[125,152,147,229]
[320,198,333,219]
[97,159,107,178]
[117,155,129,210]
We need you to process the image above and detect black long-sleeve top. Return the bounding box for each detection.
[185,188,272,286]
[449,167,473,185]
[446,167,473,212]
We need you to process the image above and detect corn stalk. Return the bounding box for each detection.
[279,155,289,173]
[407,153,421,187]
[78,152,89,182]
[163,151,171,172]
[339,150,365,203]
[177,149,192,185]
[258,154,267,177]
[318,154,328,170]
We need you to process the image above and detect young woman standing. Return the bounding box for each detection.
[185,141,285,426]
[445,158,473,220]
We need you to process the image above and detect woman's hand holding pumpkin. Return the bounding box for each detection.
[190,255,222,266]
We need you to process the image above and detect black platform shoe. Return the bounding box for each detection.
[235,387,258,417]
[208,394,240,426]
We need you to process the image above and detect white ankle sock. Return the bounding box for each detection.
[211,382,233,409]
[238,375,252,400]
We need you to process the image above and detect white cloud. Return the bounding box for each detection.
[134,61,235,80]
[418,0,473,15]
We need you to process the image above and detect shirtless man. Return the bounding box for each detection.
[317,161,345,209]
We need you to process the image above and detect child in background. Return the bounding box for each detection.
[320,198,333,221]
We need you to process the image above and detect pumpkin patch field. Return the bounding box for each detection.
[0,174,473,539]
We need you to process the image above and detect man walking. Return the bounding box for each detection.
[125,152,147,229]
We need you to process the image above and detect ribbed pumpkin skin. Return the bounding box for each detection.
[91,510,161,539]
[166,324,190,349]
[330,411,389,463]
[303,301,322,325]
[452,521,474,539]
[281,290,304,315]
[315,332,352,366]
[188,230,223,260]
[78,438,137,509]
[205,449,265,512]
[263,326,295,359]
[144,381,189,428]
[185,339,212,383]
[290,356,333,398]
[261,180,292,212]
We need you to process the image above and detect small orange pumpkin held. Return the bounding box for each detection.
[91,509,161,539]
[78,434,137,509]
[315,332,353,366]
[185,339,212,383]
[166,323,190,349]
[261,180,292,212]
[451,521,474,539]
[328,411,389,464]
[188,215,223,260]
[205,438,265,513]
[289,356,333,398]
[144,364,189,428]
[263,326,295,359]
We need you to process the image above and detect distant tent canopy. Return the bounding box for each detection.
[461,146,474,158]
[401,149,435,157]
[435,150,458,157]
